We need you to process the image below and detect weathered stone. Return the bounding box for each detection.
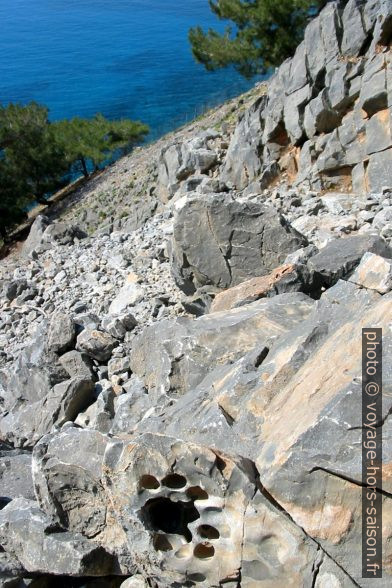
[349,251,392,293]
[130,293,314,402]
[372,206,392,230]
[108,356,130,379]
[32,428,135,575]
[326,62,351,112]
[365,108,392,155]
[0,499,114,576]
[76,329,117,362]
[307,234,392,286]
[304,90,340,138]
[21,215,50,258]
[110,376,150,435]
[0,377,95,448]
[284,244,319,265]
[108,278,144,315]
[286,41,308,95]
[341,0,367,56]
[41,222,86,247]
[157,131,219,201]
[181,287,217,317]
[283,84,312,144]
[48,312,76,354]
[0,448,34,502]
[359,58,388,118]
[103,433,256,587]
[101,313,137,339]
[171,194,307,294]
[210,264,316,313]
[74,388,115,433]
[316,130,345,172]
[58,350,94,379]
[131,280,392,585]
[2,280,37,303]
[221,96,266,190]
[367,148,392,192]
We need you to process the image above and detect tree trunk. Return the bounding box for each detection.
[36,196,48,205]
[0,224,8,241]
[80,157,89,178]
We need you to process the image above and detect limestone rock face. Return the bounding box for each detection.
[157,130,219,201]
[2,0,392,586]
[32,427,135,575]
[307,234,392,286]
[349,251,392,293]
[217,0,392,195]
[103,433,257,587]
[171,194,307,294]
[0,498,115,577]
[130,280,392,587]
[210,264,315,312]
[130,293,314,403]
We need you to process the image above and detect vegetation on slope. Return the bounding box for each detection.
[189,0,327,78]
[0,102,148,240]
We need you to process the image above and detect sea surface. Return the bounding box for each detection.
[0,0,256,141]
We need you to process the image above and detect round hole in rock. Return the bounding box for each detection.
[140,474,160,490]
[153,533,173,552]
[198,524,220,540]
[142,497,200,542]
[161,473,187,489]
[194,542,215,559]
[186,486,208,501]
[187,573,206,583]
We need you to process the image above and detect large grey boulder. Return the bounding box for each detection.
[130,292,314,403]
[0,377,95,448]
[21,215,50,258]
[171,194,307,294]
[32,427,135,575]
[307,234,392,286]
[103,432,329,588]
[47,312,76,354]
[129,279,392,586]
[0,499,114,576]
[157,131,219,201]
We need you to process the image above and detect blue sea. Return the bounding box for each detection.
[0,0,255,141]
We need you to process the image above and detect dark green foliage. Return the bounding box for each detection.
[53,115,149,178]
[0,102,149,238]
[189,0,327,78]
[0,102,66,240]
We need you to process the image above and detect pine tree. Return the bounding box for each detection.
[0,102,149,238]
[53,115,149,178]
[189,0,327,78]
[0,102,68,204]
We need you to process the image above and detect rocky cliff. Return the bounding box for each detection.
[0,1,392,587]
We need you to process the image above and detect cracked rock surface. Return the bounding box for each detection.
[0,1,392,586]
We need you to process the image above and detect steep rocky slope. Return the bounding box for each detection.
[0,1,392,587]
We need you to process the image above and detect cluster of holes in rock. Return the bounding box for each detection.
[140,473,219,561]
